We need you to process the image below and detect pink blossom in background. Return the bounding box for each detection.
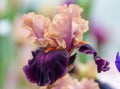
[90,20,109,45]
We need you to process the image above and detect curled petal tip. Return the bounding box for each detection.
[79,44,110,73]
[95,58,110,73]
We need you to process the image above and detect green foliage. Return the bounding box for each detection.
[76,0,92,19]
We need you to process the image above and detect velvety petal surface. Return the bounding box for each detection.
[23,48,69,86]
[79,44,110,73]
[115,52,120,72]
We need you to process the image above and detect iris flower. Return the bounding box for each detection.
[22,4,110,86]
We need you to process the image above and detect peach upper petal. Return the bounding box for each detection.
[45,13,72,50]
[57,4,83,17]
[22,12,50,47]
[51,74,100,89]
[22,4,88,50]
[45,4,88,50]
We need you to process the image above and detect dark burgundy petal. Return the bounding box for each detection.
[32,48,45,57]
[79,44,110,73]
[79,44,97,56]
[115,52,120,72]
[23,60,38,83]
[95,57,110,73]
[28,58,35,65]
[32,51,37,57]
[69,53,77,65]
[23,48,69,86]
[102,62,110,72]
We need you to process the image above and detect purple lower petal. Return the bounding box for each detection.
[23,48,69,86]
[79,44,110,73]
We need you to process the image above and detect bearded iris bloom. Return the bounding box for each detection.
[22,4,110,86]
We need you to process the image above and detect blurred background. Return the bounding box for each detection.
[0,0,120,89]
